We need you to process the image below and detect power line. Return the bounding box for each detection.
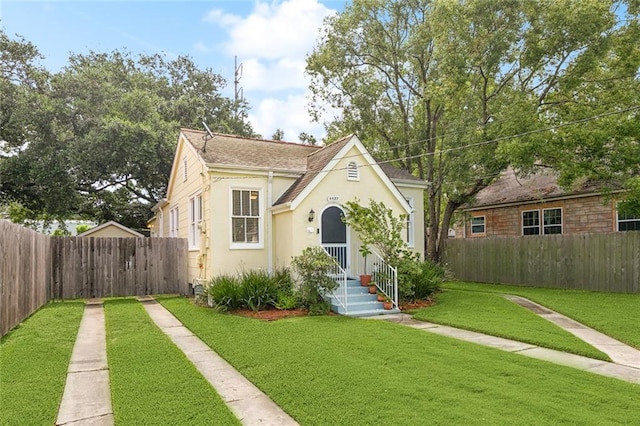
[209,104,640,181]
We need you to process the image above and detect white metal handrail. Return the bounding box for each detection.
[357,249,398,309]
[322,247,348,314]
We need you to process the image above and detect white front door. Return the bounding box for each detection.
[320,206,349,274]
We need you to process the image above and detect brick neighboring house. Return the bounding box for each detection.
[454,167,640,238]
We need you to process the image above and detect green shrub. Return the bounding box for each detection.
[291,246,338,309]
[397,256,446,302]
[414,260,446,299]
[240,270,278,312]
[206,275,242,311]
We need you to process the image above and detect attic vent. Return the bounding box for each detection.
[183,157,188,181]
[347,161,359,181]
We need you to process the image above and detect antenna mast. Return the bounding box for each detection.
[234,56,243,118]
[201,121,214,152]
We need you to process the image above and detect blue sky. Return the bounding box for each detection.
[0,0,347,141]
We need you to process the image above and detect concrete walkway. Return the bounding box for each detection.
[367,296,640,384]
[504,295,640,369]
[138,296,299,426]
[56,300,114,426]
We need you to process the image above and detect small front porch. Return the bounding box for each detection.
[323,248,400,317]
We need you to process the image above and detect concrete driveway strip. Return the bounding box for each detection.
[139,298,299,426]
[56,300,114,426]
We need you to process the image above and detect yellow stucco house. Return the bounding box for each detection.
[149,129,427,314]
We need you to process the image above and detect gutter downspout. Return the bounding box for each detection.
[267,171,274,274]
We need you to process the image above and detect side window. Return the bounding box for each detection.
[543,208,562,234]
[471,216,485,235]
[522,210,540,235]
[231,189,261,245]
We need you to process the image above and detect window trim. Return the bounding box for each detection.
[542,207,563,235]
[405,197,415,247]
[471,215,486,235]
[230,188,264,249]
[347,161,359,181]
[522,209,540,235]
[522,208,563,236]
[169,207,179,238]
[188,193,202,250]
[616,209,640,232]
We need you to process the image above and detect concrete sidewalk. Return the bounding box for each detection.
[366,313,640,384]
[56,300,114,426]
[138,297,299,426]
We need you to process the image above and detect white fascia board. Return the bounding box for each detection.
[290,135,412,214]
[166,132,208,198]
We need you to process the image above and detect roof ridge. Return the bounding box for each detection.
[306,134,354,159]
[180,128,320,149]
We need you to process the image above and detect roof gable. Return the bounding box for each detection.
[274,135,412,213]
[78,221,144,238]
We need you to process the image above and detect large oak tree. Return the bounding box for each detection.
[1,29,256,230]
[307,0,639,261]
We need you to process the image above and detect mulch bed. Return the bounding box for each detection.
[230,298,435,321]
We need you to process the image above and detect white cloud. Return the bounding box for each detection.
[203,9,242,27]
[224,0,333,60]
[202,0,338,141]
[240,58,307,92]
[249,93,325,142]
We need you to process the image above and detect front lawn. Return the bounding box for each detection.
[159,296,640,425]
[411,289,610,360]
[443,282,640,349]
[0,301,85,425]
[104,299,239,425]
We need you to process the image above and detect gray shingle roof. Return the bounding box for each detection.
[180,129,426,206]
[468,167,601,209]
[181,129,319,172]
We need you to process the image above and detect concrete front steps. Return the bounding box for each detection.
[328,278,401,317]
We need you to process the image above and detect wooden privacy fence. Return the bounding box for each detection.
[1,221,52,337]
[50,237,189,299]
[444,232,640,293]
[1,220,188,337]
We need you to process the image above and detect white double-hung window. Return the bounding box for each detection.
[169,207,179,237]
[231,189,262,248]
[188,194,202,250]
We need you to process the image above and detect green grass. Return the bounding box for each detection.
[0,301,85,426]
[104,299,239,425]
[411,289,610,360]
[159,296,640,425]
[444,281,640,349]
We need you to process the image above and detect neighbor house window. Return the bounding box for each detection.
[617,210,640,231]
[471,216,485,235]
[522,208,562,235]
[231,189,261,246]
[188,194,202,249]
[543,208,563,234]
[405,197,414,247]
[169,207,179,238]
[522,210,540,235]
[347,161,359,181]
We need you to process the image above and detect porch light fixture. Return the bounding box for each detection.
[308,209,315,222]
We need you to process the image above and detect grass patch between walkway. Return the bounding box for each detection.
[411,289,610,360]
[0,301,85,425]
[444,281,640,349]
[159,296,640,425]
[104,299,239,425]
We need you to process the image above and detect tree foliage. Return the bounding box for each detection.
[307,0,639,261]
[1,29,256,229]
